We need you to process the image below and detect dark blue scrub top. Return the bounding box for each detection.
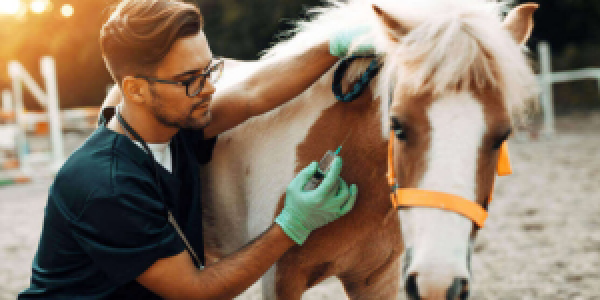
[19,107,217,299]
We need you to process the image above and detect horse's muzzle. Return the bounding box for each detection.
[405,274,469,300]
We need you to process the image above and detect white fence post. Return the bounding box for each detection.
[41,57,64,167]
[2,90,13,112]
[7,57,64,173]
[538,41,555,135]
[597,76,600,98]
[7,62,28,173]
[536,41,600,136]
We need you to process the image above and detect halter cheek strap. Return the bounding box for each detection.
[387,132,512,228]
[496,141,512,176]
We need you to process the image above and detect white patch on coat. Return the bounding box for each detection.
[201,63,340,253]
[203,62,344,300]
[399,92,485,296]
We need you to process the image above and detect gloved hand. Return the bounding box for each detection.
[275,157,358,245]
[329,25,375,57]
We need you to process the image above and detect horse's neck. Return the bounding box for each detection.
[203,63,390,246]
[204,69,340,241]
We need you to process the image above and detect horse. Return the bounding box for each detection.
[201,0,539,299]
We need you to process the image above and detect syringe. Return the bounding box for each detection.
[303,146,343,191]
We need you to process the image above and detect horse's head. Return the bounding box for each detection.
[371,1,538,299]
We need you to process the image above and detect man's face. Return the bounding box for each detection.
[147,31,215,129]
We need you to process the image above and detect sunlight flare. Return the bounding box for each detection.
[0,0,21,15]
[60,4,73,18]
[30,0,50,14]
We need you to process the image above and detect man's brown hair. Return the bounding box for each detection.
[100,0,203,85]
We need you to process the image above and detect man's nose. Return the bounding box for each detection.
[199,81,216,97]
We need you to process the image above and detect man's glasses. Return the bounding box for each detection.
[135,57,224,97]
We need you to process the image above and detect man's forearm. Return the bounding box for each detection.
[246,41,338,117]
[190,39,341,138]
[187,224,294,299]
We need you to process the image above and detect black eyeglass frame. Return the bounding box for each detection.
[135,57,224,97]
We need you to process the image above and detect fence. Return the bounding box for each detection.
[1,57,99,186]
[537,41,600,135]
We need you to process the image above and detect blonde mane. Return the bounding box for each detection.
[264,0,538,136]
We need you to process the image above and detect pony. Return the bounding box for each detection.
[201,0,538,299]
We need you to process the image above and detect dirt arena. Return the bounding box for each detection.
[1,112,599,299]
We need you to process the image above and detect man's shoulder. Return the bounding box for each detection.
[52,128,153,209]
[47,128,117,217]
[56,129,114,182]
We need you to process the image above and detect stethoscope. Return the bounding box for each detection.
[115,106,204,268]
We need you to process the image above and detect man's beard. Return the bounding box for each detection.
[149,87,211,129]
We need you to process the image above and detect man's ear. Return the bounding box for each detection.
[503,3,538,45]
[122,76,148,105]
[372,4,412,42]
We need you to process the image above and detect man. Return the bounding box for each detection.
[20,0,364,299]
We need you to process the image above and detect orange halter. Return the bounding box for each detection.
[386,132,512,228]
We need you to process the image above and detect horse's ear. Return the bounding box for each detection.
[503,3,539,45]
[372,4,410,42]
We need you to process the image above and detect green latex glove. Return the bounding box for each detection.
[275,157,358,245]
[329,25,375,57]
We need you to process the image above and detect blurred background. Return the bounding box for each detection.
[0,0,599,299]
[0,0,598,111]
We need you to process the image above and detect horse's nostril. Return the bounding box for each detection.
[447,277,470,300]
[405,273,421,300]
[405,273,470,300]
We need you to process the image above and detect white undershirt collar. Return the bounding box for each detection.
[117,104,173,173]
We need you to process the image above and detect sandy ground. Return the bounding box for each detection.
[1,112,599,299]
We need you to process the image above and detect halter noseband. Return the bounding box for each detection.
[333,55,512,229]
[386,132,512,228]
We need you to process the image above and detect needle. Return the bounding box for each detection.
[334,129,353,155]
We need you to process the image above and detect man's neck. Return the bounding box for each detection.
[108,103,178,144]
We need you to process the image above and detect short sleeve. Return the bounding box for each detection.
[179,129,218,165]
[69,174,184,285]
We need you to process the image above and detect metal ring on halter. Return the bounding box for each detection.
[332,55,382,103]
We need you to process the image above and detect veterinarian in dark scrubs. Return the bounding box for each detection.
[20,0,367,298]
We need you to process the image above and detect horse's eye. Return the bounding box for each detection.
[492,129,512,150]
[390,118,408,141]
